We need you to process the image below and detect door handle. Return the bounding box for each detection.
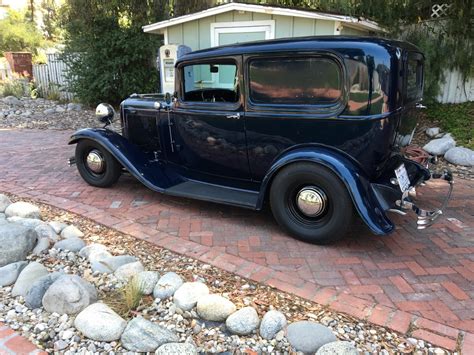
[226,113,241,119]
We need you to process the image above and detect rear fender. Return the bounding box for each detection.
[258,146,394,235]
[68,128,178,191]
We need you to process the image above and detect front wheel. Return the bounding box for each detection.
[75,140,121,188]
[270,163,354,244]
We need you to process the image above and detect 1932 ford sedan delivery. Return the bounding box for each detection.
[69,36,453,244]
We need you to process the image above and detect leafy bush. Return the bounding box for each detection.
[61,1,164,106]
[0,10,44,54]
[426,102,474,150]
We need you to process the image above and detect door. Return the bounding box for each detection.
[168,58,251,181]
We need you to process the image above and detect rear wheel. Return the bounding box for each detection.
[75,140,121,187]
[269,162,353,244]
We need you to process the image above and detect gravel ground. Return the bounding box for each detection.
[0,193,452,354]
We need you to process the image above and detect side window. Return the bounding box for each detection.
[248,57,343,106]
[406,55,423,101]
[182,62,239,103]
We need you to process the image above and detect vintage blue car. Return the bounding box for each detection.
[69,36,453,244]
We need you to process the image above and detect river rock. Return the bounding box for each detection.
[0,194,11,212]
[121,316,179,352]
[3,96,22,106]
[197,294,236,322]
[7,216,44,229]
[25,272,62,309]
[423,134,456,156]
[153,272,184,299]
[174,282,209,311]
[49,221,68,234]
[74,303,126,341]
[444,147,474,166]
[4,202,41,219]
[79,243,110,261]
[136,271,159,295]
[225,307,260,335]
[0,261,28,286]
[32,238,50,255]
[316,341,358,355]
[42,274,97,314]
[114,261,145,282]
[155,343,198,355]
[12,262,48,297]
[287,321,337,353]
[259,310,287,340]
[0,222,37,267]
[425,127,440,138]
[53,238,86,252]
[60,225,84,239]
[34,224,58,241]
[91,255,137,273]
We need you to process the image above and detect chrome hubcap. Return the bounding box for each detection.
[296,187,327,217]
[86,150,105,174]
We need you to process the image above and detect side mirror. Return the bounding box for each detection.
[95,103,115,124]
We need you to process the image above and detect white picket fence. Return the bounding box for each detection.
[32,53,74,100]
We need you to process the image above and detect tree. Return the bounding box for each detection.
[40,0,62,41]
[0,10,44,54]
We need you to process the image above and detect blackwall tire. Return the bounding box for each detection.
[269,162,353,244]
[75,140,121,188]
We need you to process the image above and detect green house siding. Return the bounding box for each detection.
[166,11,348,50]
[341,26,368,36]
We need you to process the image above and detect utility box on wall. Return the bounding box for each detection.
[4,52,33,78]
[158,44,191,94]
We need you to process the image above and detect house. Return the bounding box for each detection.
[143,2,382,50]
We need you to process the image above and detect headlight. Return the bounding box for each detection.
[95,103,115,124]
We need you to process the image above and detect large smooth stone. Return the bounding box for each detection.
[155,343,198,355]
[49,221,68,234]
[425,127,440,138]
[225,307,260,335]
[0,194,12,213]
[32,238,51,255]
[0,261,28,287]
[34,224,58,241]
[153,272,183,299]
[53,238,86,252]
[259,310,287,340]
[42,275,97,314]
[79,243,111,262]
[7,216,44,229]
[3,96,22,106]
[91,255,137,273]
[114,261,145,282]
[444,147,474,166]
[4,202,41,219]
[287,321,337,354]
[0,223,37,267]
[173,282,209,311]
[197,294,236,322]
[423,134,456,156]
[74,303,126,341]
[60,225,84,239]
[121,317,179,352]
[25,272,62,309]
[136,271,159,295]
[12,262,48,297]
[316,341,358,355]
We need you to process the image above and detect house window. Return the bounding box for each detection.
[182,62,239,103]
[248,57,343,106]
[210,20,275,47]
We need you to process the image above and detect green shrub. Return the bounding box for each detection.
[0,76,27,98]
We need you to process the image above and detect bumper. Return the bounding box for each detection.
[388,169,454,229]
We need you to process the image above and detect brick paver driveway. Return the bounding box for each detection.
[1,129,473,351]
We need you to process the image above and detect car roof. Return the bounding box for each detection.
[177,36,420,63]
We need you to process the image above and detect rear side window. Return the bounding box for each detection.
[406,54,423,101]
[248,57,342,106]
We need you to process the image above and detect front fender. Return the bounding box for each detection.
[69,128,176,191]
[258,146,394,235]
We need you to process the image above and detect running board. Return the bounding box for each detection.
[165,181,259,209]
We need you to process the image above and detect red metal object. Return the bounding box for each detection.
[4,52,33,79]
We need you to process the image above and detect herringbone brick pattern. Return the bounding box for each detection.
[1,129,473,351]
